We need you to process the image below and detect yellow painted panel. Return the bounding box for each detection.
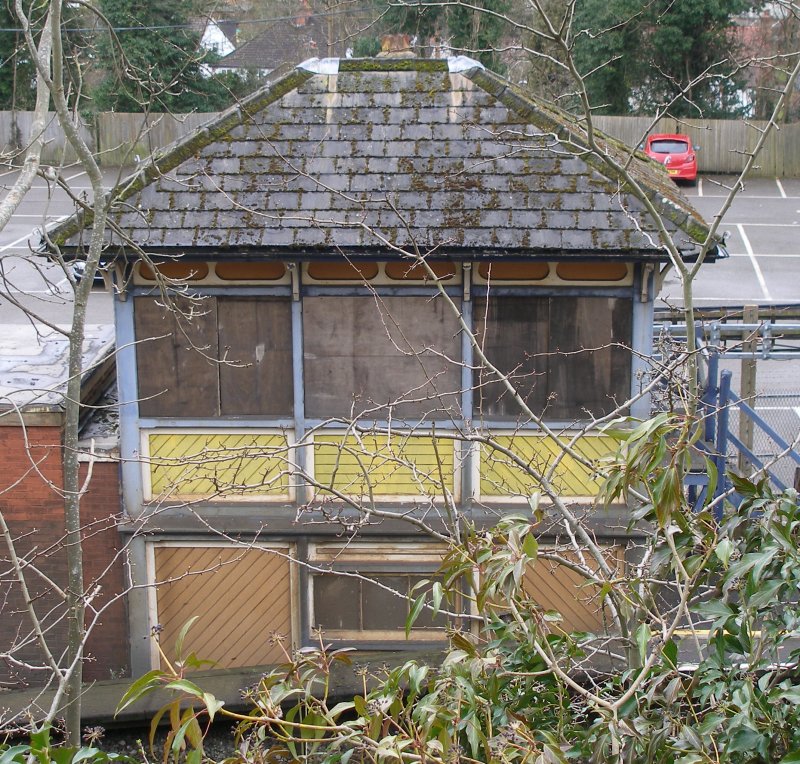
[313,434,455,497]
[480,434,614,498]
[148,433,290,498]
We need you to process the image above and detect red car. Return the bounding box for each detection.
[643,133,698,184]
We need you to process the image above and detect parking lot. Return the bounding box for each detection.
[660,175,800,307]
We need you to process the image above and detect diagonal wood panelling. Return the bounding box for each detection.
[148,433,291,499]
[154,546,292,668]
[480,434,616,498]
[313,434,455,498]
[522,547,624,633]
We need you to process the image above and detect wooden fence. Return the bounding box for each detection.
[3,110,800,176]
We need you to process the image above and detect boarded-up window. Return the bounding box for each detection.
[303,295,461,419]
[135,296,293,417]
[474,296,631,420]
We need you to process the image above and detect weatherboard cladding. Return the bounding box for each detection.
[69,60,708,258]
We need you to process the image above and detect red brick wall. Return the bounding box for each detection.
[0,426,128,687]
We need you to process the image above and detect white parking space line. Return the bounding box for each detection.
[722,223,800,227]
[698,193,800,200]
[697,178,704,197]
[737,223,772,301]
[776,178,788,198]
[0,229,39,253]
[64,170,88,182]
[9,214,69,219]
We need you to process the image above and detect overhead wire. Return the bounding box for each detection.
[0,3,381,34]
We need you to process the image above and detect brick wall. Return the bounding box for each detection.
[0,426,127,688]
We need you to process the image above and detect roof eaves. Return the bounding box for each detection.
[47,67,316,248]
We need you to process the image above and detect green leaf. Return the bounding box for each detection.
[71,750,102,764]
[49,749,75,764]
[202,692,225,722]
[714,538,733,567]
[778,751,800,764]
[0,746,30,764]
[174,616,201,660]
[353,696,369,718]
[406,593,426,637]
[431,581,443,615]
[662,638,678,670]
[164,678,204,698]
[635,623,650,664]
[523,533,538,560]
[779,688,800,704]
[115,669,165,716]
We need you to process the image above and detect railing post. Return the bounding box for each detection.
[702,345,719,444]
[714,370,733,513]
[738,305,758,473]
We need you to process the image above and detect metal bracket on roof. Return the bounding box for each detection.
[447,56,484,73]
[288,262,300,301]
[641,263,654,303]
[298,57,340,75]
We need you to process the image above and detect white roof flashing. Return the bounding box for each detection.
[298,57,340,74]
[448,56,484,73]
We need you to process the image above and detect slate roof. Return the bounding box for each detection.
[210,15,335,73]
[51,58,718,261]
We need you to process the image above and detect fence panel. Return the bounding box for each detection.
[594,115,794,176]
[2,110,799,176]
[0,110,94,164]
[95,112,220,166]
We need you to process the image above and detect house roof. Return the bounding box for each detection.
[210,15,325,72]
[50,57,718,262]
[0,324,115,427]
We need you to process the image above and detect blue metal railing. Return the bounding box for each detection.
[691,365,800,514]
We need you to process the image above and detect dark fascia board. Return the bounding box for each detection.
[95,246,680,263]
[82,246,721,264]
[46,58,717,258]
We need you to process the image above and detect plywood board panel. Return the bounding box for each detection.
[134,296,220,417]
[303,295,462,419]
[522,547,624,633]
[217,298,294,416]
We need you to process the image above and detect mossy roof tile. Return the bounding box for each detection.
[50,58,717,260]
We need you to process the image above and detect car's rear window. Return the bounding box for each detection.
[649,139,689,154]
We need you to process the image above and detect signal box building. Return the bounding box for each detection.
[50,57,718,676]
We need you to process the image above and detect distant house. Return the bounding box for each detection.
[49,57,720,678]
[210,4,338,78]
[196,16,237,58]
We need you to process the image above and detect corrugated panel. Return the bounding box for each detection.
[148,432,291,499]
[154,545,293,668]
[313,433,456,498]
[480,434,615,498]
[522,547,624,633]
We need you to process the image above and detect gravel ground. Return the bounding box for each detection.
[95,721,244,762]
